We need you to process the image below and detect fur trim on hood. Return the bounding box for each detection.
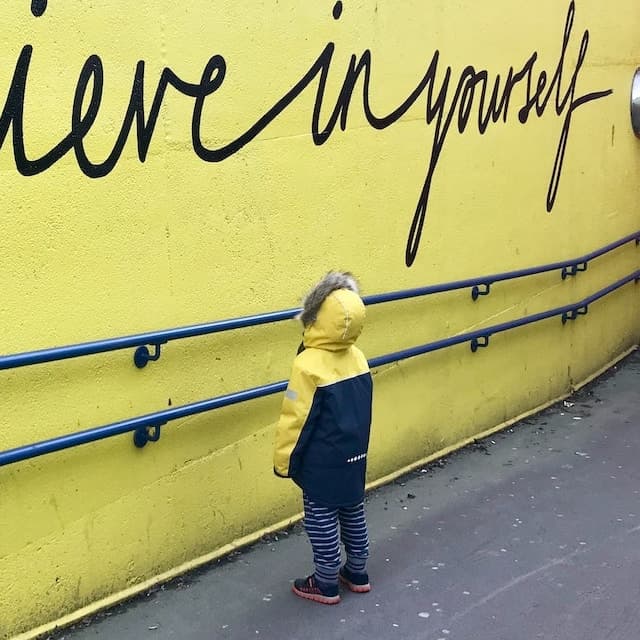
[298,271,360,327]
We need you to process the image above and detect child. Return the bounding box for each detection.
[273,271,373,605]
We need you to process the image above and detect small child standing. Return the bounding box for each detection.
[273,272,373,605]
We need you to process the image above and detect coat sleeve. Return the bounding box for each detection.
[273,357,317,478]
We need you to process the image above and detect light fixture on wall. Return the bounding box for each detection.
[632,68,640,138]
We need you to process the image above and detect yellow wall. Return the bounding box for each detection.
[1,1,639,637]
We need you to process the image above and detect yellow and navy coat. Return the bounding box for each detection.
[274,274,373,507]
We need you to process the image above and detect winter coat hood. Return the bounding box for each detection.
[299,272,366,352]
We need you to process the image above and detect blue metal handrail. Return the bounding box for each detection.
[1,231,637,371]
[363,231,639,305]
[0,269,637,467]
[368,270,639,366]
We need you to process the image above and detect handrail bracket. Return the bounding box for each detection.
[471,283,492,301]
[134,343,164,369]
[133,423,166,448]
[470,336,490,352]
[561,262,588,280]
[562,305,589,324]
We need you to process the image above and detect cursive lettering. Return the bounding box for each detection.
[31,0,47,18]
[4,1,612,266]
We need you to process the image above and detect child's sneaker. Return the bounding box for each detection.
[292,575,340,605]
[339,566,371,593]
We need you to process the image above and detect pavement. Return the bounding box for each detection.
[49,350,640,640]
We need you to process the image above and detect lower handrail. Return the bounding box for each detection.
[0,270,637,468]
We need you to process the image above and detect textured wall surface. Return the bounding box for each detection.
[1,1,639,637]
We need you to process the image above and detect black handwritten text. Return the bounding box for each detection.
[5,1,613,266]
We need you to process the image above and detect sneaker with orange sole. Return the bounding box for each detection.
[292,575,341,605]
[339,566,371,593]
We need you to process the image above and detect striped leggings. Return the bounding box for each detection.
[303,493,369,585]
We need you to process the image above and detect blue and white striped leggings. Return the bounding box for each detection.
[303,493,369,585]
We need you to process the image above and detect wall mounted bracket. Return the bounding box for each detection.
[471,283,491,301]
[133,423,165,448]
[133,343,164,368]
[561,262,588,280]
[562,306,589,324]
[470,336,490,352]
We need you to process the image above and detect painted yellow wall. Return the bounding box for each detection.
[1,1,639,637]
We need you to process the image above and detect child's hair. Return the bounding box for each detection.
[297,271,360,327]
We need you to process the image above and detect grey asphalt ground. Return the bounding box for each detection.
[50,350,640,640]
